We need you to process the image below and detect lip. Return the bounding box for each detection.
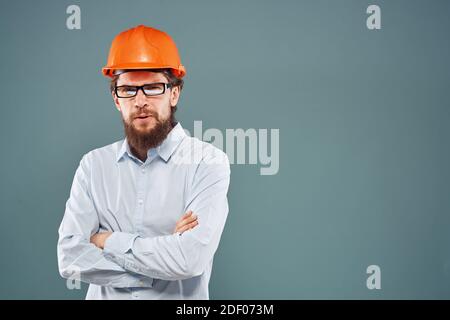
[135,114,152,119]
[134,114,154,122]
[134,115,153,124]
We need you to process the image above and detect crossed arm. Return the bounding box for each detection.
[90,211,198,249]
[57,152,230,287]
[58,208,198,288]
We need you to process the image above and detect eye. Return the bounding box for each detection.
[143,83,164,95]
[124,87,137,95]
[117,86,137,97]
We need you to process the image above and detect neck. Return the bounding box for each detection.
[130,145,148,162]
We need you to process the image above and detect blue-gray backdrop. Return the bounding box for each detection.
[0,0,449,299]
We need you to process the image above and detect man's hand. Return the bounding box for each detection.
[173,210,198,234]
[90,232,112,249]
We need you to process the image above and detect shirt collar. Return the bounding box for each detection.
[116,122,186,163]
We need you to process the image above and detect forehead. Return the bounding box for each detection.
[117,71,167,85]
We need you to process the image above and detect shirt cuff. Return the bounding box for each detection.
[103,232,153,282]
[104,232,138,255]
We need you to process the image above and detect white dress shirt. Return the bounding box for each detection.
[57,122,231,299]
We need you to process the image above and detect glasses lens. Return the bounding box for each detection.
[116,86,137,98]
[143,83,165,96]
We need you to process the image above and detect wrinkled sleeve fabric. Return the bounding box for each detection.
[57,153,154,288]
[103,153,231,281]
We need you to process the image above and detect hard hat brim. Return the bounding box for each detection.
[102,64,186,78]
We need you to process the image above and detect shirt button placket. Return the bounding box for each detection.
[135,165,147,232]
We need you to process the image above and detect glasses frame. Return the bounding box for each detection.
[114,82,173,98]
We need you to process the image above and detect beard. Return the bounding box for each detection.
[122,106,177,153]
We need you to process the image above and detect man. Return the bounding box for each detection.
[57,25,231,300]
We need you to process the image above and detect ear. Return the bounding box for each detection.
[169,86,181,107]
[112,91,121,111]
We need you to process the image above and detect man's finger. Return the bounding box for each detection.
[183,210,193,218]
[174,211,196,233]
[175,218,198,233]
[177,220,199,234]
[177,214,197,229]
[178,213,197,224]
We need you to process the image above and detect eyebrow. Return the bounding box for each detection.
[116,82,164,87]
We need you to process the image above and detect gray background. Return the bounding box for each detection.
[0,0,449,299]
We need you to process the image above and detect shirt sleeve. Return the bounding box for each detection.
[57,153,154,288]
[103,151,231,281]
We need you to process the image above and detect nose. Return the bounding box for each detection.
[134,88,148,108]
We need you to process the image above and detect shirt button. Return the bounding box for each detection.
[138,199,143,205]
[141,169,145,174]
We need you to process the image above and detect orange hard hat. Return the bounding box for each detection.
[102,25,186,78]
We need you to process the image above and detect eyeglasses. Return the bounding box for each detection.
[114,82,173,98]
